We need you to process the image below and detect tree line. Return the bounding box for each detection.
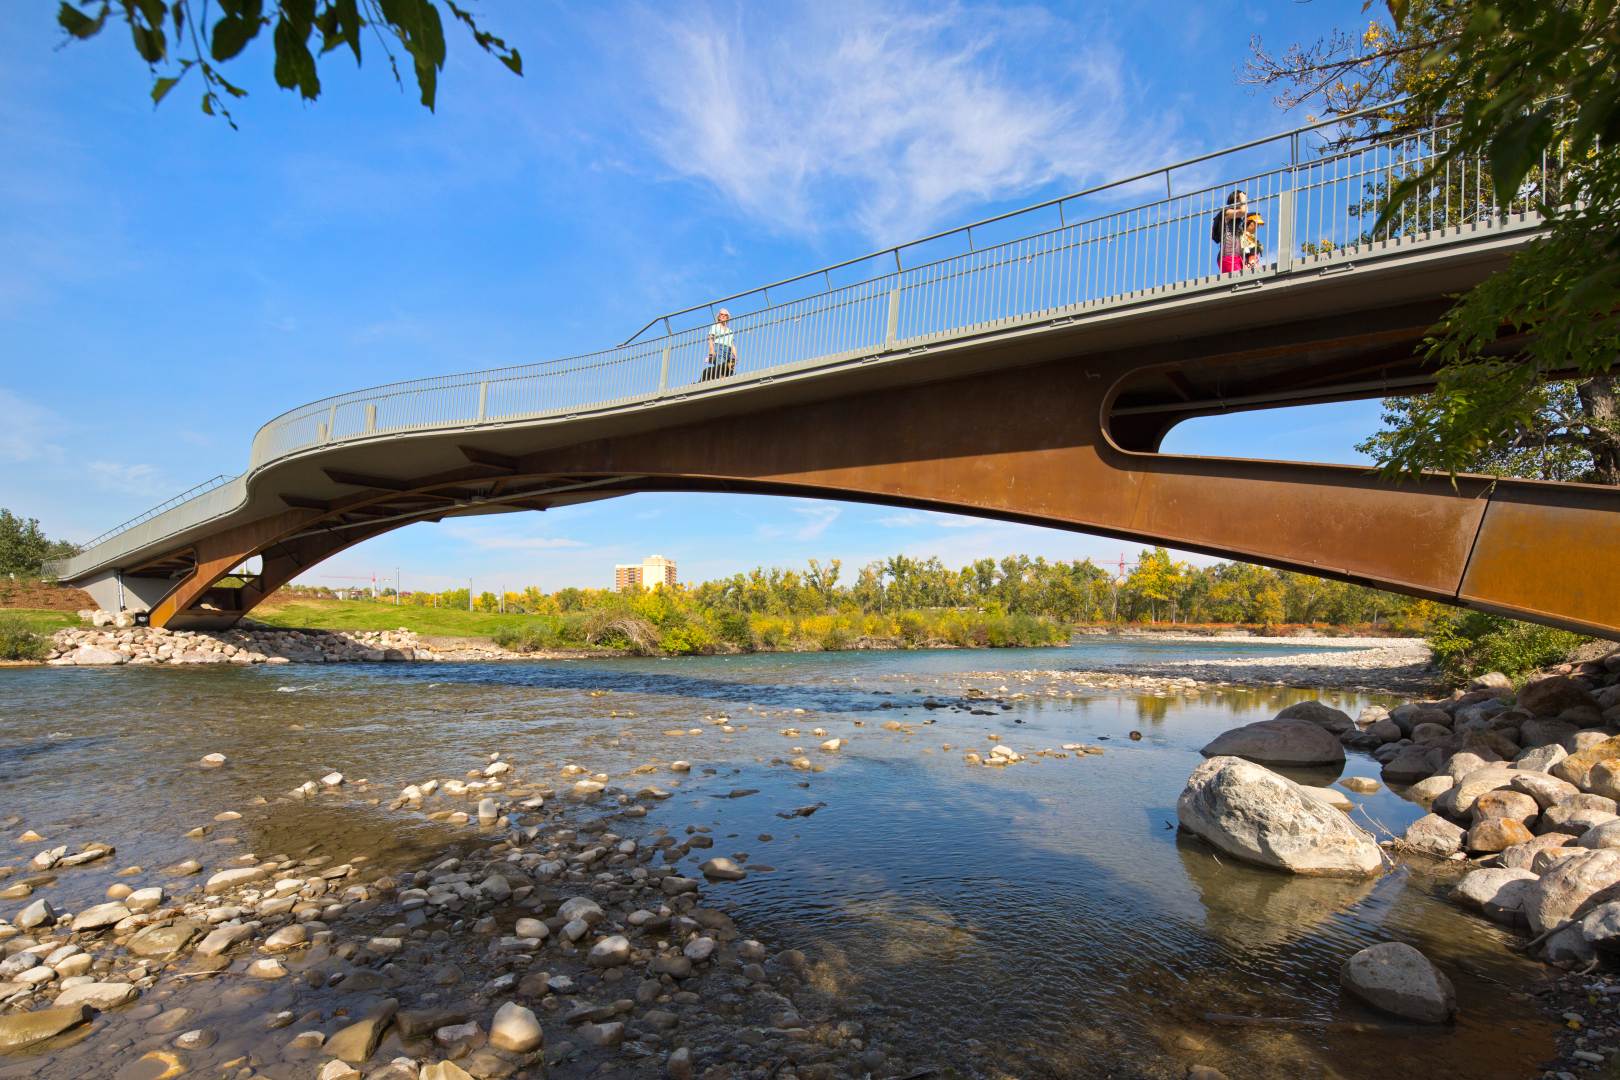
[281,548,1429,632]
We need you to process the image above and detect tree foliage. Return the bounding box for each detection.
[0,510,80,579]
[279,549,1425,642]
[1248,0,1620,484]
[56,0,522,125]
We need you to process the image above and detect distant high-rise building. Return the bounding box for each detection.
[615,554,678,591]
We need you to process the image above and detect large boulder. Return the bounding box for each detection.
[1177,757,1383,878]
[1433,767,1518,819]
[1576,821,1620,850]
[1469,672,1514,694]
[1523,848,1620,934]
[1453,867,1539,925]
[1552,735,1620,789]
[1587,760,1620,803]
[1275,700,1355,734]
[1520,717,1580,750]
[1538,805,1618,837]
[1200,719,1345,768]
[1467,817,1533,854]
[1576,902,1620,953]
[1405,775,1454,809]
[1518,676,1596,717]
[1510,772,1578,810]
[1502,834,1572,871]
[1411,723,1452,745]
[0,1005,93,1052]
[1382,745,1443,784]
[1515,743,1569,773]
[1339,942,1457,1024]
[1472,789,1539,824]
[1402,814,1465,858]
[1441,751,1500,783]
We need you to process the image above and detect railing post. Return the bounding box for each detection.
[476,381,488,422]
[364,404,377,433]
[658,343,672,393]
[1275,187,1295,274]
[885,280,902,349]
[324,402,337,443]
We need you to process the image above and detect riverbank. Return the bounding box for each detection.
[1161,644,1620,1077]
[953,636,1436,695]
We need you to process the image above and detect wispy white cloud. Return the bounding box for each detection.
[0,388,66,464]
[876,508,982,529]
[619,1,1176,241]
[87,460,165,497]
[758,502,843,541]
[441,522,587,551]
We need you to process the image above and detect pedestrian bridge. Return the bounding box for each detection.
[51,112,1620,636]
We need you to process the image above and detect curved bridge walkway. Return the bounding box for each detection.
[51,112,1620,636]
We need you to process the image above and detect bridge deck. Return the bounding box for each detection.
[50,110,1616,638]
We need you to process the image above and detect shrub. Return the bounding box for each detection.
[1425,610,1587,685]
[751,615,790,650]
[490,614,593,653]
[894,611,928,648]
[0,615,47,661]
[713,611,754,651]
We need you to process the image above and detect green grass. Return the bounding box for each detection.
[0,609,84,635]
[251,599,528,638]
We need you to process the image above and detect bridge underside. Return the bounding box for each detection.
[100,296,1620,638]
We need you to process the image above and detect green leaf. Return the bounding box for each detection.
[56,2,108,39]
[151,74,180,104]
[1487,108,1553,207]
[210,14,260,60]
[272,15,321,99]
[381,0,445,109]
[129,20,167,62]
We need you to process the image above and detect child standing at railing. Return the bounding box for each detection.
[1242,212,1265,268]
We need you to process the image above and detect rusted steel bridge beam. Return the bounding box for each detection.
[142,353,1618,636]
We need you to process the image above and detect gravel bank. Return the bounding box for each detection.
[955,636,1436,695]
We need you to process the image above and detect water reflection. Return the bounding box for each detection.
[0,645,1555,1079]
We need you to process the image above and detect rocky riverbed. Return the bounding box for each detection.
[2,639,1588,1078]
[43,625,522,667]
[0,750,914,1080]
[953,636,1436,695]
[1168,644,1620,1077]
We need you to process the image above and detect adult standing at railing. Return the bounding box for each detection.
[1212,190,1249,273]
[703,308,738,382]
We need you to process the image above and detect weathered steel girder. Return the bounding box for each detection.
[146,344,1620,636]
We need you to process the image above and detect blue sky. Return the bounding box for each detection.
[1,1,1388,594]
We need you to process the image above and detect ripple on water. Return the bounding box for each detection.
[0,643,1559,1078]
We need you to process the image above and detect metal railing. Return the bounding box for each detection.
[71,474,235,555]
[54,104,1560,578]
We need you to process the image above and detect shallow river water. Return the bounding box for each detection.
[0,639,1562,1078]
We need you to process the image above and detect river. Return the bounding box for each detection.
[0,638,1560,1078]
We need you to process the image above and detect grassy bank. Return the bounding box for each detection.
[251,598,520,637]
[250,597,1067,655]
[0,608,85,635]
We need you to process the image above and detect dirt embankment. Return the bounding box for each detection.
[0,581,92,611]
